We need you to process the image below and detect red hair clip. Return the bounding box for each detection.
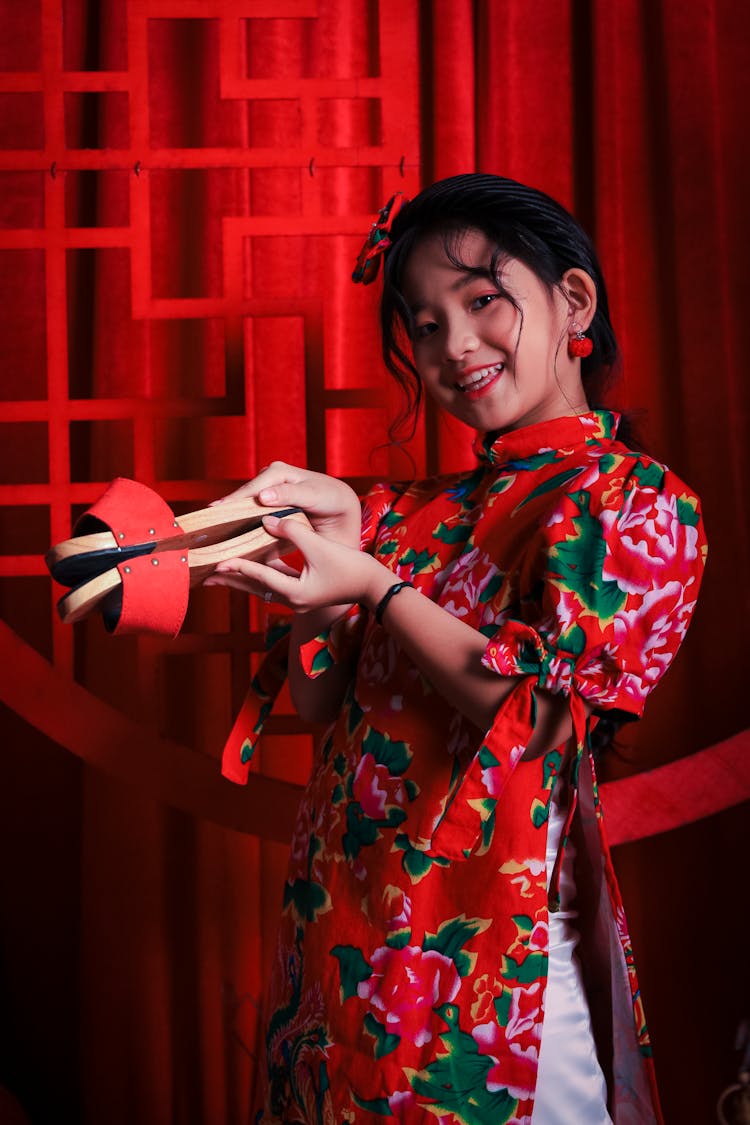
[352,192,408,284]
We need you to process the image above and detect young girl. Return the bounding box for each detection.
[206,175,706,1124]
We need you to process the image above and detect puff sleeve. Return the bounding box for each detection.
[482,458,706,717]
[423,457,706,862]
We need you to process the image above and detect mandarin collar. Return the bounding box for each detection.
[473,410,619,468]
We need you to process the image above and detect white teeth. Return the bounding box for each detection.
[455,363,504,392]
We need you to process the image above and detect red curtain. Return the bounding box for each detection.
[1,3,748,1123]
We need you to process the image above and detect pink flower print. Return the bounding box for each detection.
[486,1042,540,1100]
[614,580,696,696]
[480,744,525,798]
[505,982,543,1044]
[472,983,543,1099]
[601,486,699,595]
[383,886,412,935]
[441,548,500,619]
[359,627,400,686]
[527,919,549,953]
[357,945,460,1047]
[352,753,406,820]
[387,1089,417,1117]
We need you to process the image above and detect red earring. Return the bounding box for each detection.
[568,327,593,358]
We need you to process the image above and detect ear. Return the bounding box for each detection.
[561,268,597,331]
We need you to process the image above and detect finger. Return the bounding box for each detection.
[212,556,297,602]
[262,513,319,552]
[203,573,265,597]
[255,477,326,511]
[210,462,303,506]
[264,557,300,578]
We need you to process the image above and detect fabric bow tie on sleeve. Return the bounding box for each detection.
[351,192,408,285]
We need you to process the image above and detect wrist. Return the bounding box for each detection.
[360,558,409,615]
[373,579,414,625]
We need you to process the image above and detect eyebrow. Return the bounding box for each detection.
[407,267,496,315]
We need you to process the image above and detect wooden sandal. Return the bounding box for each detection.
[55,512,308,634]
[46,477,298,587]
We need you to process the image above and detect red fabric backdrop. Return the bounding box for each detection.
[1,2,748,1123]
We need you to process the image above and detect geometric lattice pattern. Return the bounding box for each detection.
[0,1,421,777]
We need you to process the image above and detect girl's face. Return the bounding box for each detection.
[401,229,592,434]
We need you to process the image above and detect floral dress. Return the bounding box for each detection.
[228,411,706,1125]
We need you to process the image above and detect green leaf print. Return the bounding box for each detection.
[598,453,619,474]
[408,1003,518,1125]
[513,465,586,510]
[548,492,626,620]
[509,448,563,470]
[404,778,420,801]
[494,989,512,1027]
[501,950,547,984]
[352,1093,393,1116]
[531,795,551,829]
[377,539,399,556]
[283,877,331,924]
[558,622,586,656]
[398,546,439,573]
[631,460,664,489]
[331,944,372,1001]
[423,915,490,977]
[381,509,405,528]
[478,572,503,603]
[432,521,473,545]
[343,802,380,860]
[488,475,514,495]
[394,834,451,883]
[362,727,412,776]
[511,914,534,939]
[385,929,411,951]
[309,645,334,675]
[478,800,497,854]
[677,495,700,526]
[364,1012,401,1059]
[333,752,347,776]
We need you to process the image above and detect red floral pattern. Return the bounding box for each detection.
[254,412,706,1124]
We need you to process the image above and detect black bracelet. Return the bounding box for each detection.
[374,580,414,625]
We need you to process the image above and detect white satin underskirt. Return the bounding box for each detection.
[531,785,613,1124]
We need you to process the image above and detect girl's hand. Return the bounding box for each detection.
[213,462,362,550]
[204,514,391,614]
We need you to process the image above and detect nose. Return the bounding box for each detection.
[443,315,479,362]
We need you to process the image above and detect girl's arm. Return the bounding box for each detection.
[207,463,363,723]
[207,514,584,754]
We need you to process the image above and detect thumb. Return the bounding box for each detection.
[262,511,315,549]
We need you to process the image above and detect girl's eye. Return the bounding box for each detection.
[471,293,500,311]
[414,321,438,340]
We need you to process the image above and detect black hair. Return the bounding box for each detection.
[380,173,629,443]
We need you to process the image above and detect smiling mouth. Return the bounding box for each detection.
[454,363,504,394]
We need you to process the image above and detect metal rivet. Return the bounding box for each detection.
[151,557,159,566]
[118,532,125,540]
[180,556,186,563]
[149,528,155,535]
[173,521,178,528]
[124,566,131,574]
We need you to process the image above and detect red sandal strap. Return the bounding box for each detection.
[76,477,183,546]
[110,551,190,637]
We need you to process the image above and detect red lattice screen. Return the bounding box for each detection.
[1,0,423,836]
